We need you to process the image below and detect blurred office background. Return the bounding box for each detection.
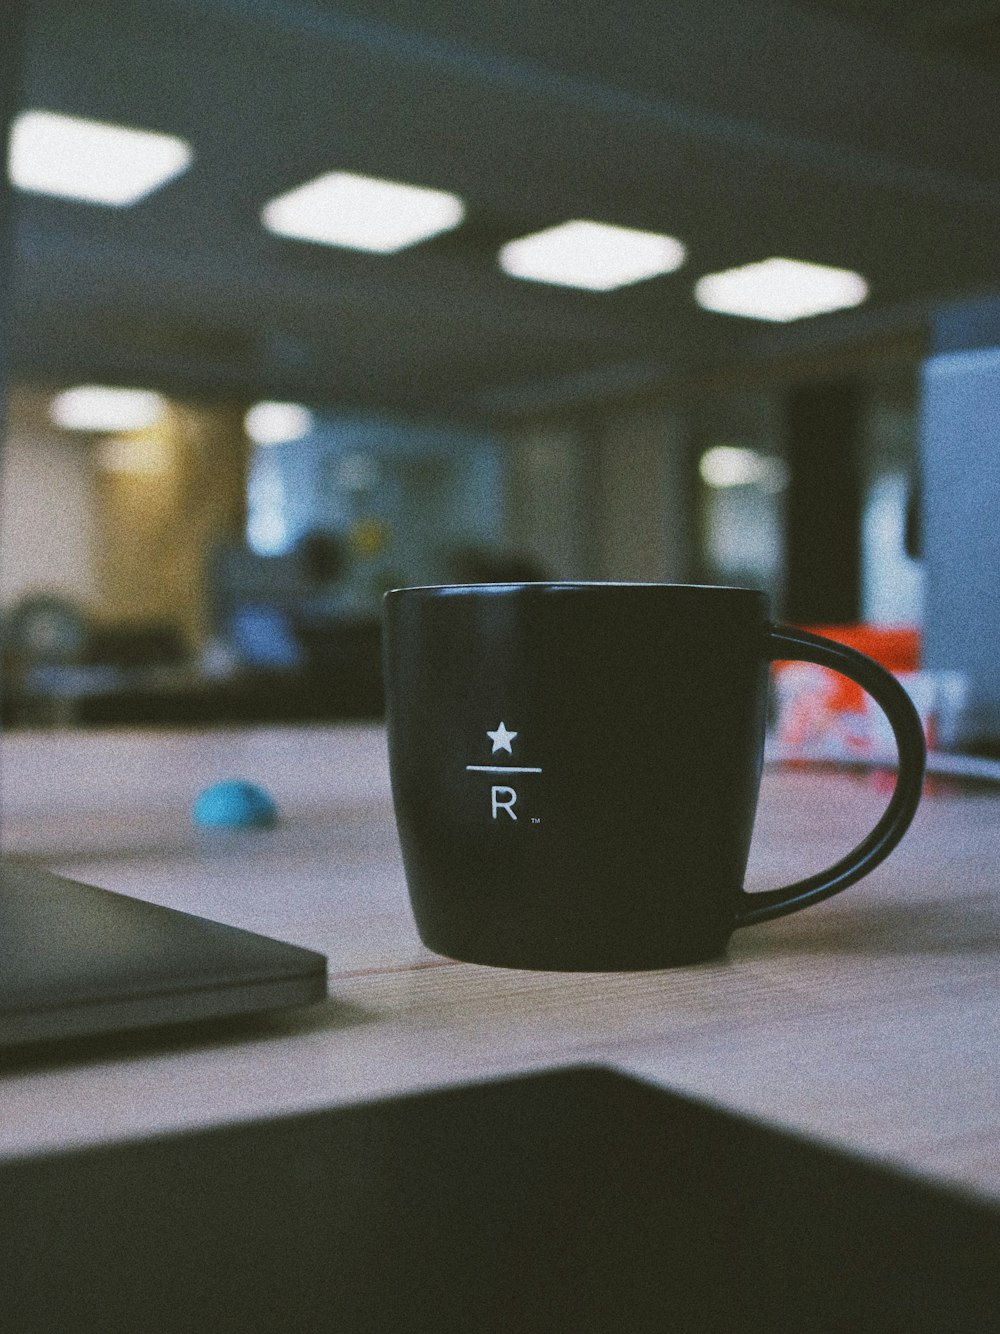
[1,0,998,746]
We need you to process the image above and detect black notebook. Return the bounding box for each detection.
[1,1066,996,1332]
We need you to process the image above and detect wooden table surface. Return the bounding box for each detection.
[1,723,997,1204]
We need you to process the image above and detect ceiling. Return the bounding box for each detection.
[9,0,1000,424]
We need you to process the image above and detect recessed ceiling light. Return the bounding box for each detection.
[498,220,686,291]
[694,257,869,322]
[9,110,193,206]
[260,172,465,252]
[50,385,166,432]
[244,401,313,445]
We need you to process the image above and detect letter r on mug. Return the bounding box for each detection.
[491,785,518,820]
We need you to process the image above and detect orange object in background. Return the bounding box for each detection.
[804,625,920,671]
[795,625,920,714]
[774,624,968,765]
[771,624,931,761]
[770,624,974,799]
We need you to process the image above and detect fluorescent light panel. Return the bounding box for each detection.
[51,385,165,433]
[261,172,465,252]
[499,220,686,291]
[9,110,193,206]
[699,446,787,490]
[245,401,313,446]
[694,257,868,322]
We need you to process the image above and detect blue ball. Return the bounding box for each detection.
[193,780,279,829]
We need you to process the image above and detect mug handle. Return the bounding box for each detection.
[735,623,927,927]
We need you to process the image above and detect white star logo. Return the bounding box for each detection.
[486,721,518,754]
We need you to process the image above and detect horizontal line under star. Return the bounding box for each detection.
[465,764,543,774]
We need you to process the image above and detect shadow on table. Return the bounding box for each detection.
[0,994,373,1076]
[736,896,1000,960]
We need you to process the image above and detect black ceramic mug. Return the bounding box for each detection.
[383,583,926,971]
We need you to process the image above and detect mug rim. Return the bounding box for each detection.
[384,580,768,603]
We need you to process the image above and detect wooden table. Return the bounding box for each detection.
[1,722,998,1207]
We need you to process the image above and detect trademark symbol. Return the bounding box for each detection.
[531,817,541,825]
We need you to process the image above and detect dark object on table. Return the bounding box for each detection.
[1,1066,995,1332]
